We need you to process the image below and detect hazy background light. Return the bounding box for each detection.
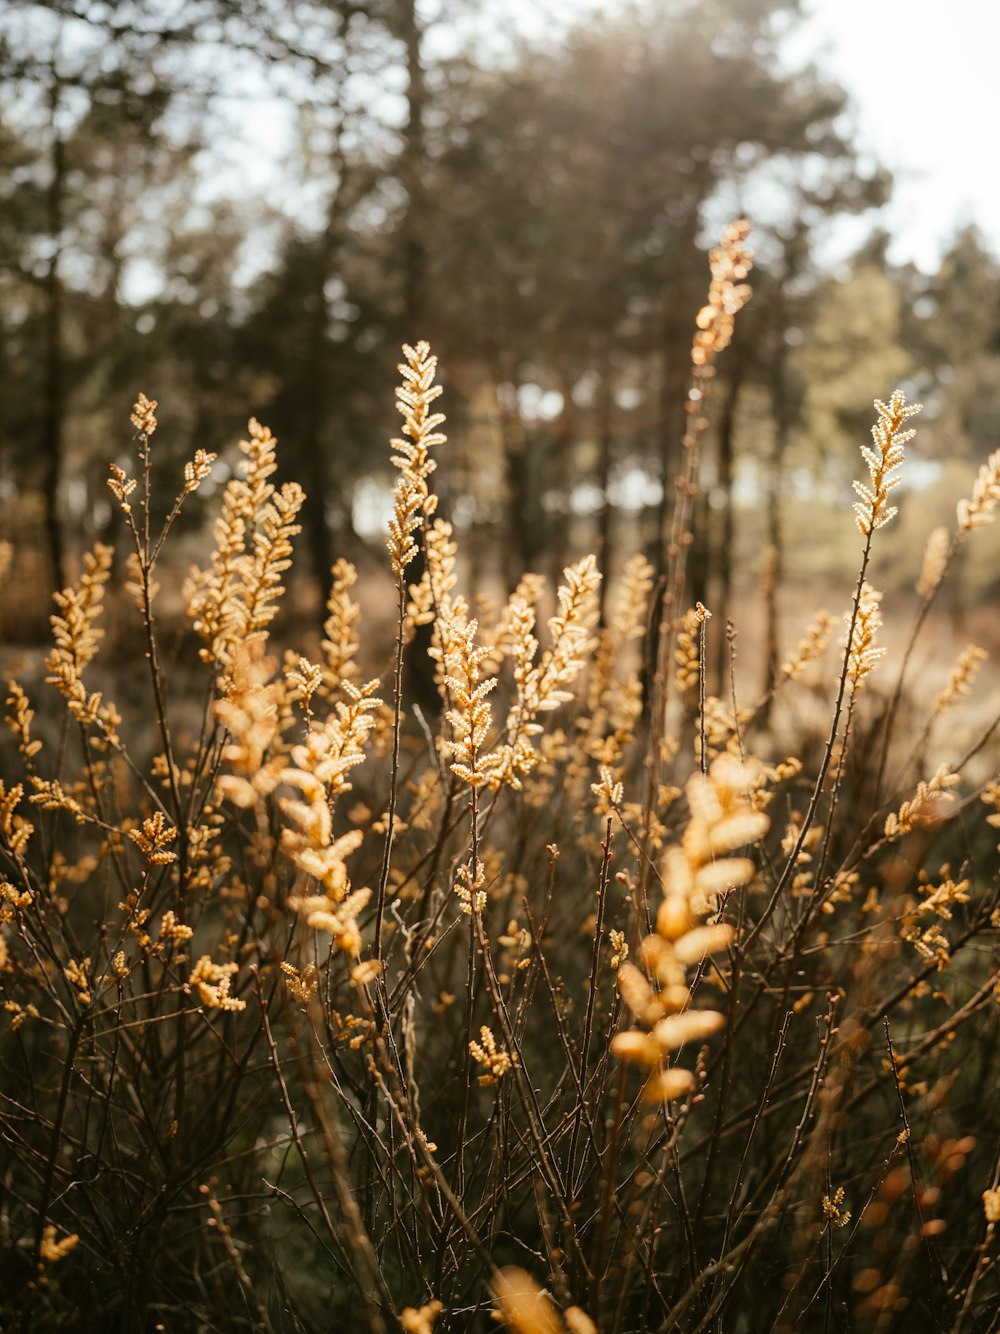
[797,0,1000,269]
[208,0,1000,283]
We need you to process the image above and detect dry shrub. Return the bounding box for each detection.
[1,227,999,1334]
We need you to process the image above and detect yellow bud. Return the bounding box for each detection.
[657,894,691,941]
[611,1030,662,1066]
[643,1067,696,1102]
[652,1009,726,1050]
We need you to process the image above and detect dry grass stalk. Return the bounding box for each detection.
[1,239,998,1334]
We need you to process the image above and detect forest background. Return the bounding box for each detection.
[2,0,999,689]
[4,4,1000,1330]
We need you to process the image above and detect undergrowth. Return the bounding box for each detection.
[2,223,999,1333]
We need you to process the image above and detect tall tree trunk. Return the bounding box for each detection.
[760,226,806,714]
[654,316,692,576]
[653,201,704,575]
[595,354,615,626]
[301,110,356,605]
[42,86,66,590]
[398,0,427,336]
[503,414,534,589]
[762,342,790,714]
[712,365,745,693]
[548,369,575,589]
[301,223,338,608]
[645,202,705,707]
[688,491,710,609]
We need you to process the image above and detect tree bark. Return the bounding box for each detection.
[548,369,575,589]
[398,0,428,336]
[503,412,539,588]
[762,357,789,713]
[760,227,807,713]
[595,355,615,626]
[654,200,704,575]
[712,365,745,693]
[42,86,66,590]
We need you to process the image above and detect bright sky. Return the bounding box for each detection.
[176,0,1000,284]
[797,0,1000,269]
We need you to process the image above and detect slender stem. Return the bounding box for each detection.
[374,578,408,963]
[255,970,388,1333]
[871,531,962,805]
[742,529,874,955]
[30,1012,84,1296]
[569,816,613,1197]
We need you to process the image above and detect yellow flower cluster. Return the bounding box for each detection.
[442,614,500,789]
[852,390,922,535]
[45,542,121,739]
[388,341,443,577]
[675,602,711,696]
[846,582,885,687]
[185,418,303,666]
[188,956,245,1011]
[401,1299,444,1334]
[468,1025,517,1085]
[322,557,362,694]
[934,644,988,716]
[612,755,767,1101]
[884,765,960,838]
[491,1267,596,1334]
[781,610,832,680]
[126,812,179,865]
[692,219,753,371]
[492,556,602,790]
[957,448,1000,532]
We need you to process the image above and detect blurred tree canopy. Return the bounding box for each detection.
[2,0,999,635]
